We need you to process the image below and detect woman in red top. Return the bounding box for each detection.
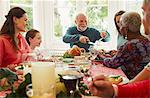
[0,7,31,68]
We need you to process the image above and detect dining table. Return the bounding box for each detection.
[0,56,128,98]
[89,61,127,77]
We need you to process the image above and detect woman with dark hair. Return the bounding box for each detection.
[114,10,127,49]
[0,7,31,68]
[25,29,42,51]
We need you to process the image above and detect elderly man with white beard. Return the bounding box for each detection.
[63,13,110,52]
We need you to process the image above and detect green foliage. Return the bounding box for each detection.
[54,0,108,37]
[63,53,74,58]
[110,75,121,79]
[56,91,68,98]
[10,0,32,5]
[6,73,32,98]
[54,14,63,37]
[10,0,33,31]
[87,6,108,31]
[0,68,17,81]
[0,68,18,92]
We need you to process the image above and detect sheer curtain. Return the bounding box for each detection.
[106,0,126,50]
[0,0,10,28]
[32,0,126,51]
[0,0,142,51]
[33,0,54,50]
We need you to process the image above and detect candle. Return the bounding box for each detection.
[31,62,56,98]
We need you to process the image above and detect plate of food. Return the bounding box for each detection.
[106,75,129,84]
[15,64,31,75]
[62,58,74,64]
[77,75,129,97]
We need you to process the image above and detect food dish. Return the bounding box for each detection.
[78,75,129,97]
[107,75,129,84]
[62,58,74,64]
[63,45,82,58]
[15,64,31,75]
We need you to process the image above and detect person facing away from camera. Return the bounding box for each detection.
[99,12,150,79]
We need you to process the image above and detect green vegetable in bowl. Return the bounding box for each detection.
[18,65,24,70]
[63,53,74,58]
[109,75,121,79]
[78,81,91,96]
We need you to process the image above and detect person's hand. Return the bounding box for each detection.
[100,31,107,39]
[97,52,106,59]
[79,36,90,44]
[13,70,25,89]
[88,75,114,98]
[7,64,18,72]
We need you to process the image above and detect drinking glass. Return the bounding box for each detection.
[88,46,98,61]
[21,53,37,66]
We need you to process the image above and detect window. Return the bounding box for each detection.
[54,0,108,38]
[10,0,33,31]
[7,0,143,51]
[53,0,108,50]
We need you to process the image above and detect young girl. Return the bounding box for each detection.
[25,29,42,51]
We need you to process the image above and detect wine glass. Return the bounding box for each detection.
[88,46,98,61]
[21,53,37,66]
[60,74,83,98]
[88,46,99,69]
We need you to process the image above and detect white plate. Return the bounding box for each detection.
[108,75,129,84]
[15,65,31,75]
[120,76,129,84]
[62,58,74,63]
[63,66,80,71]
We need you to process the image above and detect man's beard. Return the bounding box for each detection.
[77,26,87,32]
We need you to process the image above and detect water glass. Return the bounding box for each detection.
[21,53,37,67]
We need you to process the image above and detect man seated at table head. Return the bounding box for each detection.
[63,13,110,52]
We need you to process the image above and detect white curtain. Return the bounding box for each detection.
[106,0,126,50]
[33,0,54,50]
[0,0,10,28]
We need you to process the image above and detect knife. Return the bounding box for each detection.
[87,41,95,45]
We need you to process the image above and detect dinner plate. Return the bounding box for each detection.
[15,65,31,75]
[108,75,129,84]
[120,76,129,84]
[63,66,80,71]
[62,58,74,64]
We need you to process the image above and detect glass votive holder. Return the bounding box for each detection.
[26,84,55,98]
[31,62,56,98]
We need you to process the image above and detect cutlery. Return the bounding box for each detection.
[87,42,95,45]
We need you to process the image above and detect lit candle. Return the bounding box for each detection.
[31,62,56,98]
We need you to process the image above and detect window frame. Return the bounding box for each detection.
[1,0,143,51]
